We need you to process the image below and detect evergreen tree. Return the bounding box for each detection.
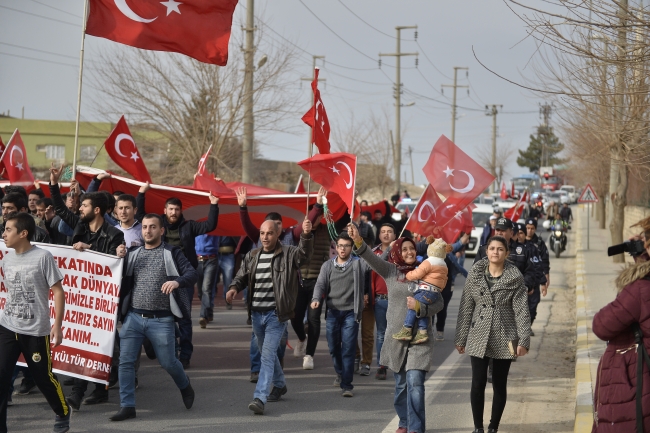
[517,126,564,173]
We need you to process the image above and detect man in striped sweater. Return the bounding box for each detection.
[227,218,313,415]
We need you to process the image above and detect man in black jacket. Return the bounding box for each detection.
[136,182,219,369]
[48,163,125,410]
[109,214,198,422]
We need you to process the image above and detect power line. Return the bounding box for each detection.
[324,60,379,71]
[297,0,378,63]
[415,40,452,80]
[414,68,451,100]
[0,5,78,27]
[319,67,388,86]
[0,51,77,68]
[28,0,82,18]
[336,0,414,41]
[0,42,78,60]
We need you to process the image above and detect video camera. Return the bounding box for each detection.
[607,239,646,257]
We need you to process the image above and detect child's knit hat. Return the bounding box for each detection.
[427,238,452,259]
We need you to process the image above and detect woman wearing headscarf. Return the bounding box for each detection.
[591,217,650,432]
[454,236,531,433]
[347,224,443,433]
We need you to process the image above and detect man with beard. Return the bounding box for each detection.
[136,182,219,369]
[48,163,125,410]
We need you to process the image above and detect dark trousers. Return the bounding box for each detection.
[178,287,194,361]
[0,325,69,433]
[290,278,323,357]
[528,286,541,323]
[434,288,454,332]
[470,356,512,430]
[197,257,219,319]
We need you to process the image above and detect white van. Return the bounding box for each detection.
[466,204,495,257]
[560,185,577,203]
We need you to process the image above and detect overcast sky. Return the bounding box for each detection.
[0,0,551,186]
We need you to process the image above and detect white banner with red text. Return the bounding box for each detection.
[0,241,123,385]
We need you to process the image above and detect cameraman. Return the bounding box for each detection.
[591,215,650,432]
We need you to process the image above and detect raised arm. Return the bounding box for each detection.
[348,223,397,280]
[188,194,219,235]
[293,187,325,241]
[236,187,260,243]
[48,182,79,231]
[135,182,149,222]
[294,219,314,265]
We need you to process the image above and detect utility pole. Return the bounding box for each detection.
[380,25,418,195]
[539,103,553,167]
[301,55,325,152]
[441,67,468,143]
[485,105,502,194]
[241,0,255,183]
[407,146,414,185]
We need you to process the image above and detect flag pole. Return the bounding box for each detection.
[305,68,317,216]
[71,0,89,179]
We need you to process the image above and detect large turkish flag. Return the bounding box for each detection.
[423,135,495,209]
[86,0,238,66]
[104,116,152,183]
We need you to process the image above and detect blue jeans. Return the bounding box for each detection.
[394,367,426,433]
[119,312,189,408]
[217,253,235,300]
[404,290,439,330]
[249,328,287,373]
[374,298,388,367]
[251,310,287,404]
[325,309,358,391]
[197,257,219,319]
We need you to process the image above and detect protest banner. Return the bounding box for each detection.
[0,241,123,385]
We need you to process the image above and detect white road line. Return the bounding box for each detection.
[381,348,464,433]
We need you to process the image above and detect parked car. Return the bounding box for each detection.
[559,185,577,203]
[465,204,495,257]
[392,199,418,221]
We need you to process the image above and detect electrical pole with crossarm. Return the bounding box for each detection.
[441,67,468,143]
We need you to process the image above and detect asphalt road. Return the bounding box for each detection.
[7,232,570,432]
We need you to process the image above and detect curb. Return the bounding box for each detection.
[574,206,594,433]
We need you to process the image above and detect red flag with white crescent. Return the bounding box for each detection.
[297,153,356,214]
[104,116,152,183]
[0,130,35,186]
[504,191,528,221]
[196,144,212,177]
[301,68,331,155]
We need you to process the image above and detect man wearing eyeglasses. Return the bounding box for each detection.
[311,232,371,398]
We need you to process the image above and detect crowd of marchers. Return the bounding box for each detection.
[0,168,565,433]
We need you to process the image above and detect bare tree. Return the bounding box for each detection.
[478,140,515,190]
[89,19,302,185]
[504,0,650,262]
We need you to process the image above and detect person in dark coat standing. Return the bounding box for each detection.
[592,222,650,432]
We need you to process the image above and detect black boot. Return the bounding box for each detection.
[83,387,108,405]
[180,380,195,409]
[66,392,82,411]
[109,407,136,421]
[487,429,498,433]
[472,429,484,433]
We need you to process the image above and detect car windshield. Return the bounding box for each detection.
[397,203,416,213]
[472,212,492,228]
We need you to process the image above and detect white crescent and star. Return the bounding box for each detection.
[115,134,140,162]
[443,165,476,194]
[418,201,436,222]
[113,0,182,23]
[9,146,24,171]
[335,161,353,189]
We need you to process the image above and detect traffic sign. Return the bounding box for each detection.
[578,183,599,203]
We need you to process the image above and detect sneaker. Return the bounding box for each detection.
[303,355,314,370]
[412,330,429,345]
[250,372,259,383]
[199,317,207,329]
[333,374,341,387]
[53,413,70,433]
[248,398,264,415]
[294,339,306,358]
[435,331,445,341]
[354,357,360,374]
[375,367,387,380]
[342,389,353,397]
[392,326,414,341]
[266,385,287,402]
[17,379,36,395]
[359,364,370,376]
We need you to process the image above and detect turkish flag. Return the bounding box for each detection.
[423,135,495,209]
[297,153,356,214]
[74,167,349,236]
[196,144,212,177]
[404,184,445,238]
[500,182,508,200]
[0,130,35,187]
[294,174,306,194]
[0,136,5,179]
[301,68,331,154]
[85,0,238,66]
[104,116,152,183]
[191,173,234,197]
[361,200,398,218]
[504,191,528,221]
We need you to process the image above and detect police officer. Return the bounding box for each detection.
[525,218,550,295]
[515,222,547,336]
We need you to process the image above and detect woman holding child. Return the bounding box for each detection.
[347,224,443,433]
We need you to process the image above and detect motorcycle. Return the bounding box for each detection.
[548,220,568,258]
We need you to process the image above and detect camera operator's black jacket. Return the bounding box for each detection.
[475,239,538,290]
[49,183,124,255]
